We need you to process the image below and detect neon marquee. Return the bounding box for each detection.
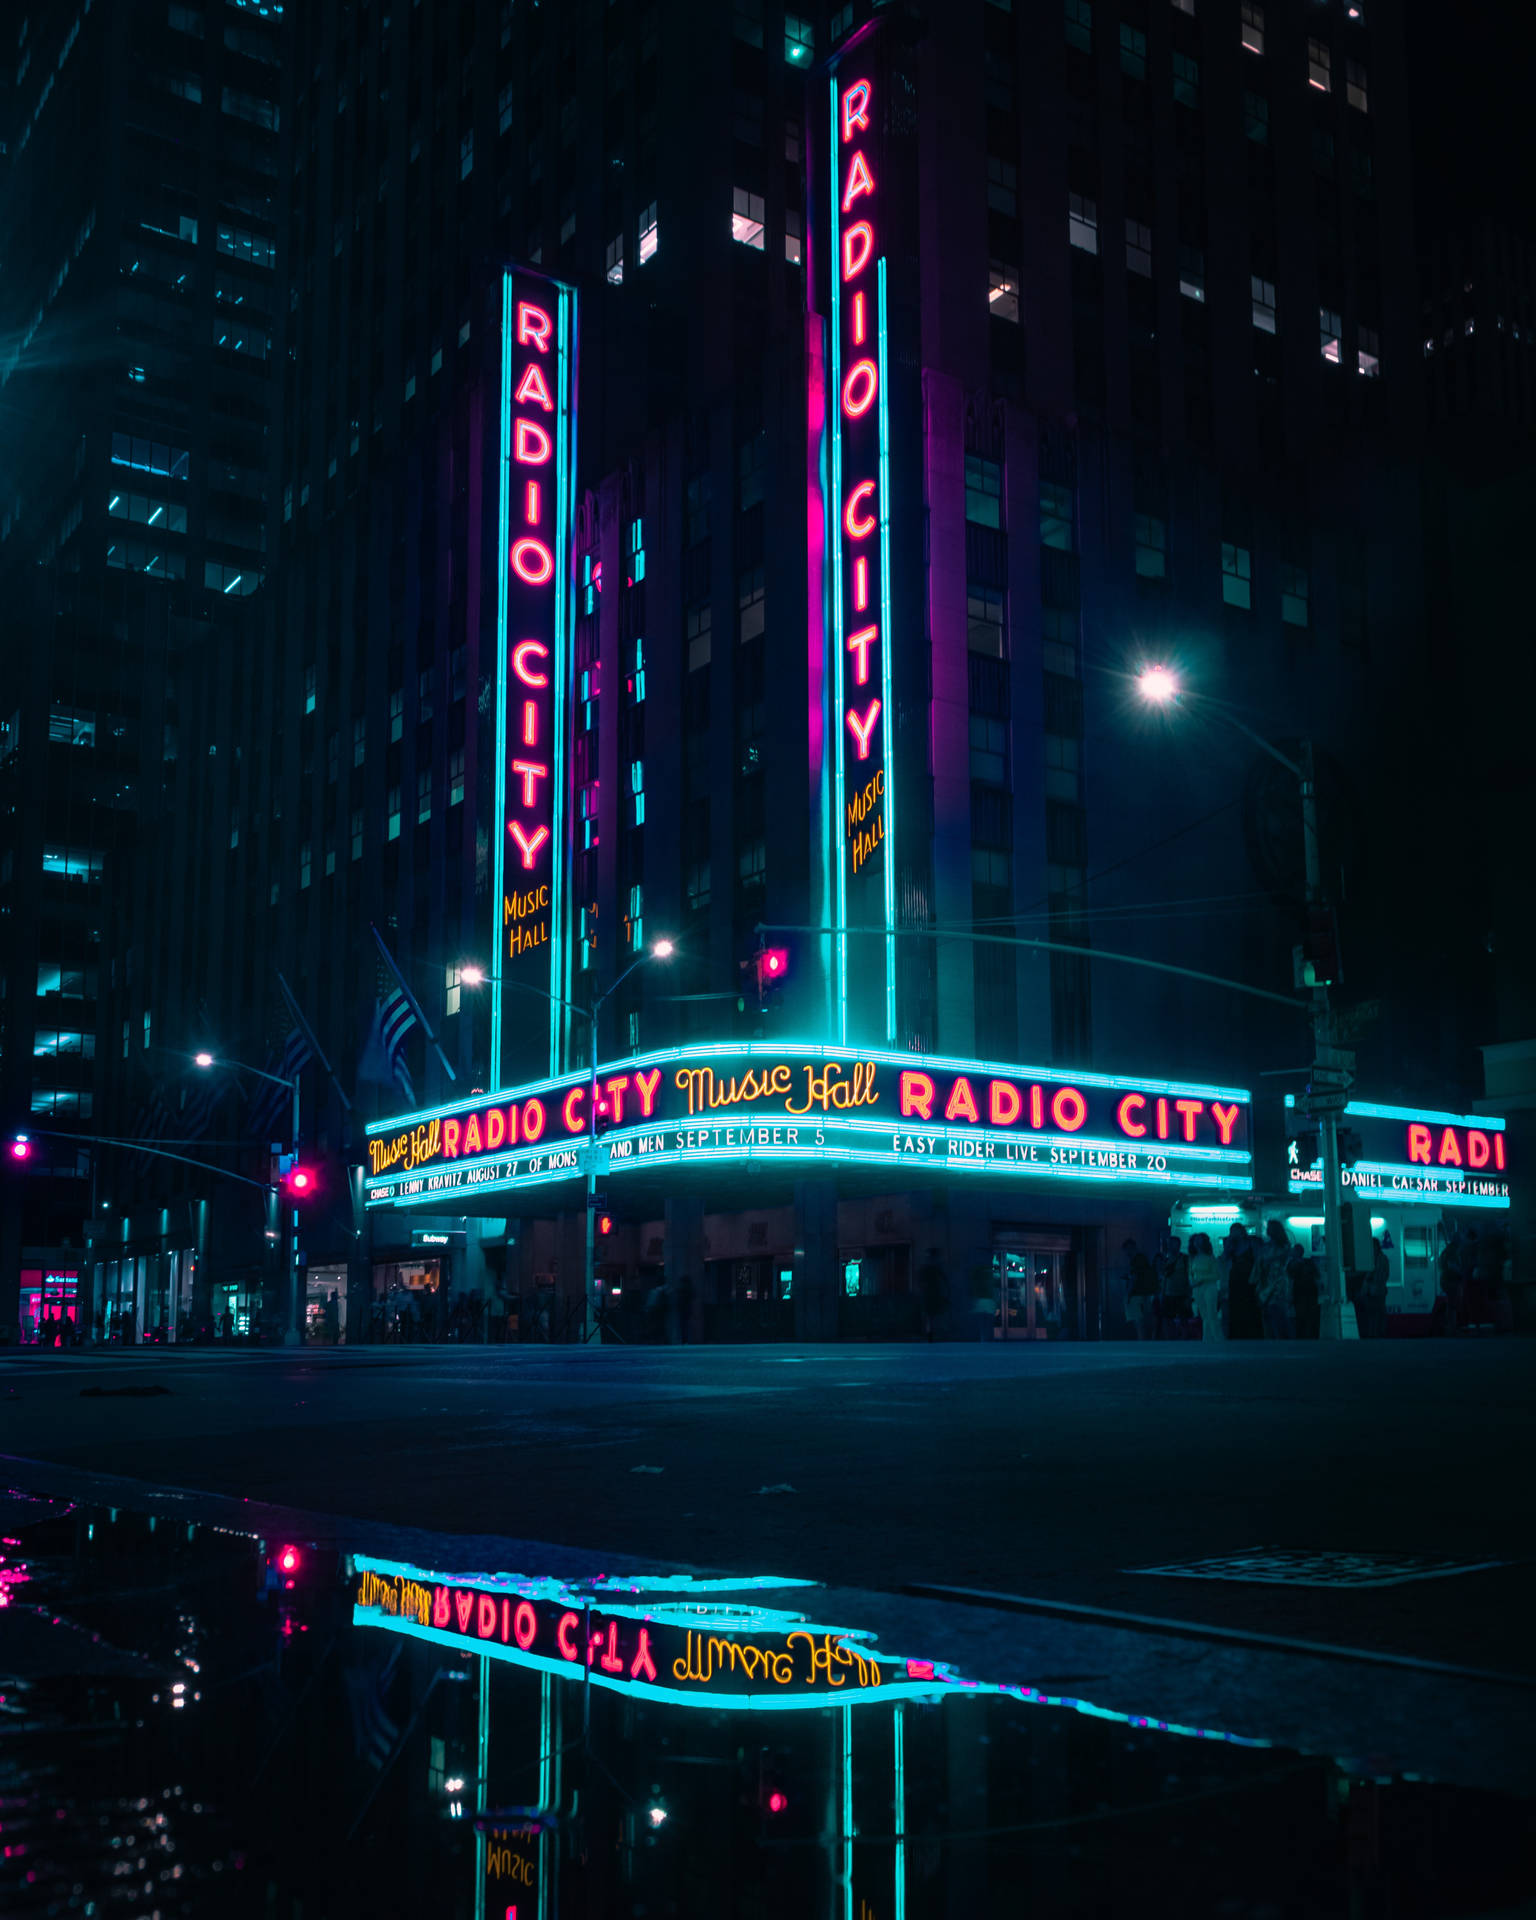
[364,1041,1252,1203]
[825,47,896,1042]
[1285,1095,1510,1209]
[494,266,577,1083]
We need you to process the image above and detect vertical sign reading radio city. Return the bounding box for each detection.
[495,268,577,1083]
[827,52,896,1043]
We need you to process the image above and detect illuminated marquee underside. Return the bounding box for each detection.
[1286,1096,1510,1209]
[363,1041,1253,1207]
[351,1556,1267,1744]
[494,265,577,1083]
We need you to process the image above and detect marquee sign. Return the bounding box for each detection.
[1286,1096,1510,1209]
[363,1041,1252,1206]
[494,266,577,1083]
[822,34,897,1043]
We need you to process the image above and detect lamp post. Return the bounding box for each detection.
[1136,669,1347,1337]
[195,1053,303,1345]
[463,939,675,1341]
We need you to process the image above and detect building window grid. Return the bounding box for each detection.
[1346,59,1368,113]
[1125,220,1153,277]
[1281,565,1310,628]
[1221,542,1252,609]
[1068,193,1098,254]
[1251,276,1277,333]
[1119,24,1147,79]
[1307,39,1332,92]
[1064,0,1092,52]
[988,260,1020,322]
[1240,3,1264,55]
[731,187,766,251]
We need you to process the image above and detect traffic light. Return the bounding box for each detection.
[742,944,791,1012]
[9,1133,32,1162]
[1302,904,1342,987]
[1290,1130,1320,1173]
[284,1162,317,1201]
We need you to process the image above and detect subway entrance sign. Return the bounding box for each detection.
[363,1042,1252,1208]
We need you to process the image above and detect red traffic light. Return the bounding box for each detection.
[278,1544,301,1574]
[9,1134,32,1162]
[760,947,788,979]
[767,1791,788,1814]
[285,1164,316,1199]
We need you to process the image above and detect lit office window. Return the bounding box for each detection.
[639,202,659,264]
[731,188,765,250]
[988,261,1020,322]
[1307,39,1331,91]
[1240,3,1264,54]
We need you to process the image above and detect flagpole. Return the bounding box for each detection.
[277,973,353,1111]
[370,925,457,1084]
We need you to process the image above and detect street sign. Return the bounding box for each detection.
[1305,1089,1351,1114]
[1313,1044,1356,1074]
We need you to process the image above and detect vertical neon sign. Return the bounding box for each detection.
[828,63,896,1044]
[493,267,577,1086]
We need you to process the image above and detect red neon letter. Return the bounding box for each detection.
[511,537,554,585]
[900,1070,934,1119]
[846,624,877,687]
[562,1085,586,1134]
[514,361,554,411]
[634,1067,662,1118]
[517,301,552,351]
[989,1080,1022,1127]
[486,1107,506,1150]
[513,1600,537,1649]
[1030,1085,1044,1129]
[433,1586,451,1629]
[1407,1123,1432,1164]
[501,1597,511,1643]
[900,1071,934,1119]
[630,1627,658,1682]
[514,418,553,464]
[1495,1134,1506,1170]
[463,1112,482,1156]
[1437,1127,1462,1167]
[510,822,549,869]
[443,1119,462,1158]
[854,555,869,612]
[522,699,538,747]
[1467,1130,1490,1169]
[1211,1102,1240,1146]
[841,79,871,141]
[852,289,866,347]
[513,639,550,687]
[1156,1097,1169,1140]
[844,479,877,539]
[944,1077,979,1125]
[1052,1086,1088,1132]
[842,150,876,213]
[842,359,878,418]
[604,1074,631,1124]
[1117,1094,1147,1138]
[522,1098,546,1143]
[599,1620,625,1673]
[455,1591,474,1634]
[845,699,881,759]
[556,1611,578,1661]
[478,1594,498,1639]
[1174,1099,1205,1143]
[525,481,541,524]
[842,221,873,282]
[511,759,549,808]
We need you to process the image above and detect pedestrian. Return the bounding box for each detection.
[1188,1232,1225,1342]
[1221,1224,1262,1339]
[1359,1237,1390,1339]
[1257,1220,1294,1339]
[1288,1243,1321,1338]
[1122,1238,1158,1340]
[323,1288,340,1346]
[917,1247,948,1342]
[1156,1235,1191,1337]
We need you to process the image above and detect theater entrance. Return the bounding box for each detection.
[992,1234,1081,1339]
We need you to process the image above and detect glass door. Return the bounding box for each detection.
[993,1240,1078,1338]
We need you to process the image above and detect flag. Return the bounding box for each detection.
[359,978,417,1106]
[249,1021,313,1142]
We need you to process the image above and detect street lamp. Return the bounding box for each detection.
[194,1052,305,1345]
[1134,668,1348,1336]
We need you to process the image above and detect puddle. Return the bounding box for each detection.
[0,1495,1531,1917]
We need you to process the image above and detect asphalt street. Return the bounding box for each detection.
[2,1338,1531,1677]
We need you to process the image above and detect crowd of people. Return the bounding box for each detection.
[1123,1220,1394,1340]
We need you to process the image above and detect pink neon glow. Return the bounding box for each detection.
[634,1067,662,1117]
[1438,1128,1462,1167]
[278,1546,300,1574]
[854,555,869,612]
[510,822,551,868]
[945,1077,979,1124]
[841,79,871,141]
[522,699,538,746]
[522,1098,546,1142]
[852,289,866,347]
[845,698,881,758]
[900,1070,935,1119]
[9,1139,30,1161]
[846,623,877,687]
[604,1074,631,1123]
[525,480,541,524]
[455,1590,474,1633]
[562,1086,586,1133]
[556,1611,579,1660]
[514,362,554,411]
[517,302,553,351]
[1407,1123,1432,1164]
[514,418,552,464]
[1174,1098,1205,1143]
[511,537,554,585]
[1211,1101,1240,1145]
[842,221,873,283]
[989,1080,1022,1127]
[1117,1093,1147,1137]
[841,359,877,419]
[514,1600,537,1649]
[841,150,876,213]
[1468,1131,1490,1169]
[512,639,550,687]
[1051,1086,1088,1132]
[511,759,549,807]
[843,479,877,539]
[629,1627,658,1682]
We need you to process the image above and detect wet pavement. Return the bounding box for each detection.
[1,1478,1533,1918]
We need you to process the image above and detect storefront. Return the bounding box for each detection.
[361,1041,1253,1343]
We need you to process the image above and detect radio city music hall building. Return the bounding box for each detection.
[97,0,1462,1342]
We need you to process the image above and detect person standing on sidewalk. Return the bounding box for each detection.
[1123,1238,1158,1340]
[1258,1220,1294,1339]
[1188,1233,1225,1342]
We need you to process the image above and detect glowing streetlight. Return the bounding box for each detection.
[194,1051,215,1068]
[1137,665,1181,705]
[459,964,486,986]
[651,938,675,959]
